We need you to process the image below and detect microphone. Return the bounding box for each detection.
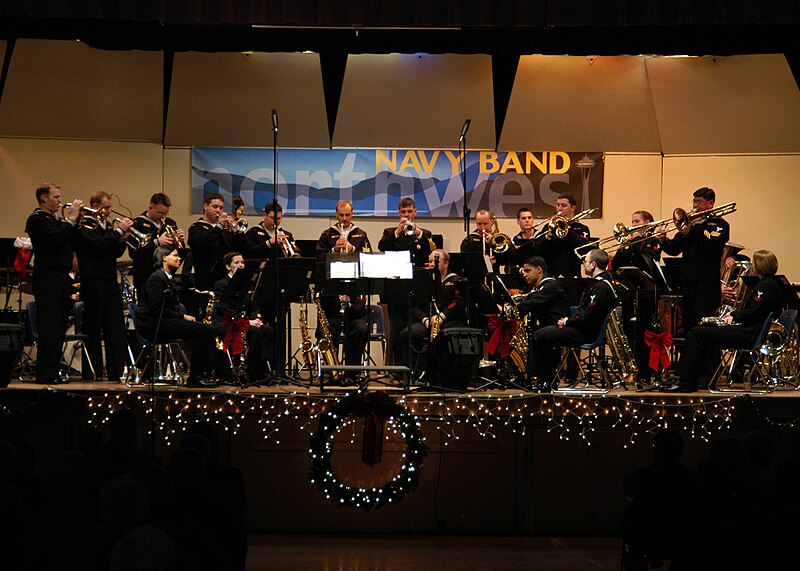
[271,109,278,132]
[459,119,471,142]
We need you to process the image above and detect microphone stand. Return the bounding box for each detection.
[459,119,473,326]
[269,109,286,383]
[149,280,169,458]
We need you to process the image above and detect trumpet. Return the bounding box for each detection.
[160,224,188,249]
[541,208,597,239]
[403,221,417,237]
[232,196,248,233]
[486,213,512,253]
[62,203,100,229]
[276,227,299,257]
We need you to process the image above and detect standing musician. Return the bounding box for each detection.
[665,250,783,393]
[510,207,537,275]
[245,202,298,260]
[213,252,274,382]
[459,209,503,271]
[129,193,184,298]
[533,193,591,278]
[75,191,134,383]
[315,200,371,372]
[516,256,571,375]
[530,249,617,390]
[378,197,434,365]
[188,192,241,291]
[611,210,663,382]
[24,184,82,384]
[137,245,220,387]
[400,249,468,371]
[661,187,730,333]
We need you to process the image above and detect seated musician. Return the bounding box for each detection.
[400,249,468,372]
[212,252,275,382]
[137,245,220,387]
[315,200,370,376]
[665,250,783,393]
[530,248,617,391]
[515,256,571,376]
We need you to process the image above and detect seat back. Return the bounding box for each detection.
[582,310,613,350]
[776,309,798,333]
[127,303,151,345]
[26,301,38,340]
[367,304,386,338]
[748,312,775,351]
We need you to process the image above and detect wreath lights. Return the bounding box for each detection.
[308,390,428,510]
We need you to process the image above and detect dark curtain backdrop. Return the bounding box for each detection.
[2,1,798,27]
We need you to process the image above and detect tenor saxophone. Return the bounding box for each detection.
[298,301,316,371]
[505,302,528,374]
[315,294,340,381]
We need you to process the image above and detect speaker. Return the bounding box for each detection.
[427,327,485,391]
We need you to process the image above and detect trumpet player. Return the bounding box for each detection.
[661,187,730,332]
[378,197,434,365]
[315,200,371,377]
[24,183,82,384]
[188,192,242,291]
[129,193,185,298]
[74,191,133,383]
[533,193,591,278]
[245,201,298,260]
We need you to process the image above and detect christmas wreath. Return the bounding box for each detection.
[309,390,427,510]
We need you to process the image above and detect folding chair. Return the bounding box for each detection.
[709,313,775,394]
[125,302,188,386]
[553,311,613,394]
[363,304,387,366]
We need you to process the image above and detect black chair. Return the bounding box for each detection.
[125,302,188,386]
[709,313,775,394]
[553,309,613,394]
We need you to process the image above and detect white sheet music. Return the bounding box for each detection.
[360,251,413,279]
[329,261,359,279]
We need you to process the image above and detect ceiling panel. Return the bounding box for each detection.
[166,51,329,148]
[501,55,662,152]
[0,39,163,141]
[334,54,494,150]
[647,54,800,154]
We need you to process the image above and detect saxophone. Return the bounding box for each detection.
[505,302,528,374]
[430,299,442,342]
[605,308,638,385]
[298,300,316,371]
[191,288,225,351]
[315,294,340,381]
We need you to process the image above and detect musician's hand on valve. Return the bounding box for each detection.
[67,200,83,222]
[723,315,734,326]
[158,232,173,246]
[119,218,133,234]
[335,236,349,252]
[396,218,407,235]
[250,318,263,328]
[557,317,567,328]
[721,284,736,303]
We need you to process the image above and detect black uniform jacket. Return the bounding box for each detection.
[378,225,433,267]
[662,216,729,282]
[565,271,617,341]
[516,276,571,328]
[25,208,78,276]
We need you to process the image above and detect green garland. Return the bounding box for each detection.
[309,390,427,510]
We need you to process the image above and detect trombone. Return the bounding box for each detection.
[486,213,512,253]
[536,208,597,239]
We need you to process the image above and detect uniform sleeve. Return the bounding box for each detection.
[731,280,781,327]
[567,281,615,328]
[517,281,566,318]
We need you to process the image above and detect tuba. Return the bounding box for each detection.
[314,294,340,381]
[716,242,752,319]
[605,308,638,385]
[487,213,512,253]
[760,321,788,357]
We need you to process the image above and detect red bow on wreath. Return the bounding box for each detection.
[360,391,389,467]
[644,329,673,371]
[223,313,250,355]
[487,315,518,357]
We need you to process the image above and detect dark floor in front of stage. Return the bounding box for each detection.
[244,535,620,570]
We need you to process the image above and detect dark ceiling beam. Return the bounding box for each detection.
[491,54,519,151]
[0,37,14,106]
[319,51,347,148]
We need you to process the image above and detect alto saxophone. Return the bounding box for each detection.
[429,299,442,342]
[315,294,340,381]
[191,288,225,351]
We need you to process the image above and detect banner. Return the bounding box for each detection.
[191,148,604,218]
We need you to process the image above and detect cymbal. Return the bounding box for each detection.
[117,259,133,268]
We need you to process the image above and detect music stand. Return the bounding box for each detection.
[253,256,316,380]
[776,275,800,310]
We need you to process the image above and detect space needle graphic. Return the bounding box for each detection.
[576,154,596,210]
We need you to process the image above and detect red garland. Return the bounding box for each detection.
[644,330,673,371]
[487,315,518,357]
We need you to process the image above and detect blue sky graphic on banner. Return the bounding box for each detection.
[192,148,604,218]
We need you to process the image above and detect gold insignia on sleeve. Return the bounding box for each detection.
[704,230,722,238]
